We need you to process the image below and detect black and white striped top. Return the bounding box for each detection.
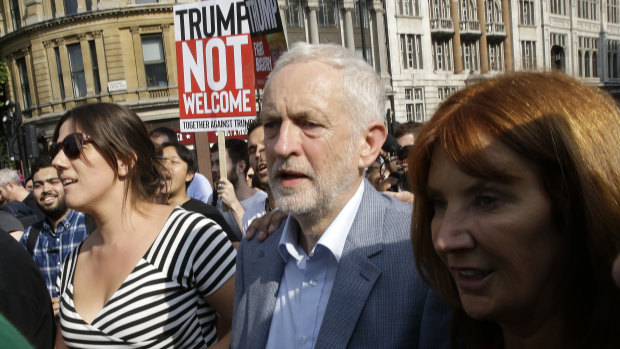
[57,208,236,348]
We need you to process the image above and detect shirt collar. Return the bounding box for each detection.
[278,181,365,263]
[44,209,78,235]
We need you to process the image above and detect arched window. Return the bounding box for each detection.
[485,0,502,22]
[551,45,565,72]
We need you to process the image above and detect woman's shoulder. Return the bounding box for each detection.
[162,207,230,243]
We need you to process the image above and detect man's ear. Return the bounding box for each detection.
[185,171,195,183]
[236,160,247,177]
[358,120,387,169]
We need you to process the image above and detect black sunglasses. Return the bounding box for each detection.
[50,133,93,159]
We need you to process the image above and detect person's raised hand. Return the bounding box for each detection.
[245,210,288,242]
[217,178,241,211]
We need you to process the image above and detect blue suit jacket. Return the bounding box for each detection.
[231,180,451,348]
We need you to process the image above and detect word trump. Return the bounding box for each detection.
[174,0,250,41]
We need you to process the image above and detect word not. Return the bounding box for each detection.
[181,35,249,92]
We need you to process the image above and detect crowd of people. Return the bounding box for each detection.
[1,42,619,349]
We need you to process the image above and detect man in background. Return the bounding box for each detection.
[0,169,44,226]
[159,141,239,245]
[19,156,89,316]
[393,121,422,147]
[244,119,276,231]
[150,127,214,205]
[211,139,267,239]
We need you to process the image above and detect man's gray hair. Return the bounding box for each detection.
[266,43,386,135]
[0,169,22,187]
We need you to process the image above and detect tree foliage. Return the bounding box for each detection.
[0,61,8,100]
[0,61,13,168]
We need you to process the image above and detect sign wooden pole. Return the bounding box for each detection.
[217,131,228,211]
[194,132,213,188]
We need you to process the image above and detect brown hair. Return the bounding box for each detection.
[409,72,620,347]
[53,103,166,212]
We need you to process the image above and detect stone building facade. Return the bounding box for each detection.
[1,0,619,135]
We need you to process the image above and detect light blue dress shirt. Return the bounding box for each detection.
[265,182,364,349]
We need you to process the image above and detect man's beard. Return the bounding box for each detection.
[228,167,238,189]
[268,154,357,220]
[40,195,68,221]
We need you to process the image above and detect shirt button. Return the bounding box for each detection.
[300,336,308,344]
[309,279,317,287]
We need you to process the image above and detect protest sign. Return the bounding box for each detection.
[244,0,287,89]
[174,0,256,134]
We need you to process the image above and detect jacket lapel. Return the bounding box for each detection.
[244,228,286,348]
[315,181,384,349]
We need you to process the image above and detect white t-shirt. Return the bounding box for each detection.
[218,190,268,239]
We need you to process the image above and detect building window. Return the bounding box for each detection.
[460,0,477,21]
[141,35,168,88]
[354,0,370,28]
[67,43,87,98]
[550,0,567,15]
[578,0,598,20]
[10,0,21,30]
[89,41,101,95]
[16,58,31,108]
[609,0,619,23]
[550,34,567,72]
[579,36,598,77]
[521,40,536,70]
[462,40,479,72]
[519,0,535,25]
[54,47,66,100]
[485,0,502,23]
[64,0,77,15]
[431,0,451,19]
[432,38,453,71]
[398,0,419,16]
[318,0,339,27]
[488,41,504,71]
[609,40,619,78]
[286,0,304,27]
[355,47,373,65]
[400,34,423,69]
[438,86,457,100]
[405,88,425,121]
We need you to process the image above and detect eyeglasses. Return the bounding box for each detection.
[50,133,93,160]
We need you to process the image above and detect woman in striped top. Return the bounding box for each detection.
[51,103,236,348]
